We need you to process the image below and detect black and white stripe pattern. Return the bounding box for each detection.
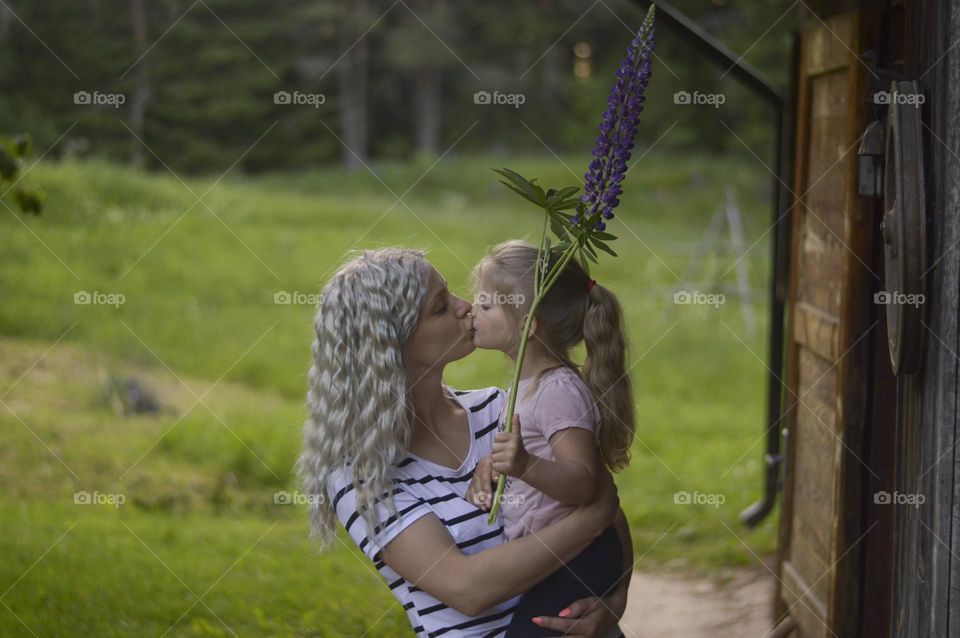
[328,386,519,637]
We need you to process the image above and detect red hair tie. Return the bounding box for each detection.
[585,279,597,292]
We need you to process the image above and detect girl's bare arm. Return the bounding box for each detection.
[520,427,598,504]
[491,423,599,505]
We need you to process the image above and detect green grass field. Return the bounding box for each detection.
[0,153,779,636]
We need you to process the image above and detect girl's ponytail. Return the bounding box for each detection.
[583,283,635,472]
[474,240,635,471]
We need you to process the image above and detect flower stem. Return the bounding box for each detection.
[486,241,580,525]
[486,295,539,524]
[533,214,548,298]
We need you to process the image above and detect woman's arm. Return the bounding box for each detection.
[380,469,619,617]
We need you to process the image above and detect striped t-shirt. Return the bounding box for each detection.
[328,386,521,637]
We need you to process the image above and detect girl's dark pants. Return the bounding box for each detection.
[505,524,623,638]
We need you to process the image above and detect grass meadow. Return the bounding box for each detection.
[0,152,778,636]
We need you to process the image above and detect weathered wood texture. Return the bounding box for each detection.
[892,1,960,637]
[776,10,875,638]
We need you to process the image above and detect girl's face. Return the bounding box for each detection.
[471,277,520,355]
[403,266,475,375]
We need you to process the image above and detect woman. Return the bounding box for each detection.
[296,247,632,637]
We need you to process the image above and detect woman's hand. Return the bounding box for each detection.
[491,414,530,478]
[466,454,499,511]
[533,587,627,637]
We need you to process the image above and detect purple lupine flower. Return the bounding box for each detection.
[577,5,655,230]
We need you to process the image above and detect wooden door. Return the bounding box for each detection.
[774,10,876,637]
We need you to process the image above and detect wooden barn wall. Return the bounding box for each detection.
[893,0,960,636]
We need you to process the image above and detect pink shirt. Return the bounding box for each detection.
[499,366,601,541]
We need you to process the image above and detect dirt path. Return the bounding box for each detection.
[618,567,774,637]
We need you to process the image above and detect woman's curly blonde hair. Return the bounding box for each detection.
[295,247,432,550]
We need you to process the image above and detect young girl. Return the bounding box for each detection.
[465,239,636,637]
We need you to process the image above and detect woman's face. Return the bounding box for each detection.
[402,266,475,375]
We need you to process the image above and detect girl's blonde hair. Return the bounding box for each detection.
[471,239,635,472]
[295,247,432,550]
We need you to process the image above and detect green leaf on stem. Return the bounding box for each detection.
[493,168,547,207]
[589,236,619,257]
[592,231,618,241]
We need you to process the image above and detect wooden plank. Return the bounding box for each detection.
[802,14,855,75]
[791,367,838,553]
[783,345,839,634]
[895,379,924,637]
[860,306,897,638]
[797,211,846,316]
[901,1,960,636]
[773,27,809,624]
[776,9,872,637]
[788,512,832,588]
[940,2,960,635]
[793,301,840,361]
[782,561,830,638]
[796,347,839,431]
[805,70,850,241]
[775,10,818,627]
[825,12,872,635]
